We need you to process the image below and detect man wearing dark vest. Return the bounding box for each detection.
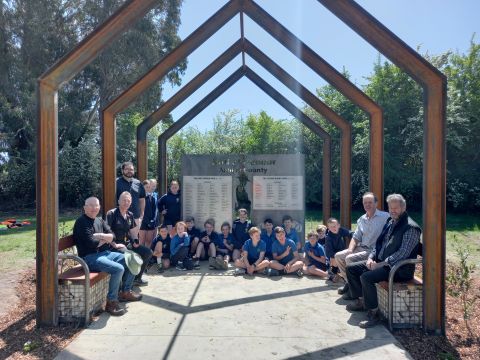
[345,193,421,328]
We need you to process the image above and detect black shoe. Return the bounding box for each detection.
[359,309,381,328]
[134,277,148,287]
[338,283,350,295]
[342,292,356,301]
[346,299,364,312]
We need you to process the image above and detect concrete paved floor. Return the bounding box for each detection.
[56,264,412,360]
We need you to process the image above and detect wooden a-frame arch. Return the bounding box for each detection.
[37,0,446,334]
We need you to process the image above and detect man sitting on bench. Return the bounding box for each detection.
[73,197,142,317]
[345,193,421,328]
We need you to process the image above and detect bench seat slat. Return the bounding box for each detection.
[59,266,108,285]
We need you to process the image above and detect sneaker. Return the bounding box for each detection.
[216,257,228,270]
[133,277,148,287]
[296,269,304,278]
[156,263,164,273]
[176,262,187,271]
[266,268,280,277]
[208,257,217,269]
[145,263,153,274]
[338,283,350,295]
[193,259,200,270]
[118,290,142,302]
[234,268,246,276]
[359,309,381,328]
[105,300,125,316]
[346,299,364,312]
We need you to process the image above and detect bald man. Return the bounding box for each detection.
[73,197,142,317]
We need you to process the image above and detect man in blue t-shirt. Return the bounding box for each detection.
[234,227,269,276]
[304,231,329,279]
[270,226,304,277]
[260,218,276,259]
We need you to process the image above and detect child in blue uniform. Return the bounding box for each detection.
[234,227,270,276]
[303,231,328,278]
[170,221,190,270]
[282,215,301,251]
[232,208,253,261]
[270,226,304,277]
[149,226,171,273]
[325,218,353,282]
[213,222,234,270]
[260,218,276,259]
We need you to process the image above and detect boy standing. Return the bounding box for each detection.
[232,208,253,261]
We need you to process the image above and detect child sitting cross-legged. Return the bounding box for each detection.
[148,225,171,273]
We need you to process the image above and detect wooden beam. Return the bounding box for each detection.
[318,0,447,335]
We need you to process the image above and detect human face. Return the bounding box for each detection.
[150,180,157,192]
[159,227,168,239]
[327,221,339,234]
[363,194,377,215]
[251,231,260,243]
[122,164,135,179]
[283,219,292,230]
[84,198,100,219]
[316,229,326,239]
[388,201,405,221]
[118,193,132,211]
[221,225,230,236]
[143,181,151,193]
[185,220,194,230]
[275,231,286,243]
[204,222,214,234]
[239,210,247,222]
[176,223,186,234]
[170,182,179,194]
[264,222,273,233]
[308,236,317,245]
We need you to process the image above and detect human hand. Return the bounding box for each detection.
[309,250,314,257]
[113,243,127,251]
[366,258,375,270]
[162,209,167,215]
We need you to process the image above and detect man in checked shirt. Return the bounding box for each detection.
[345,193,421,328]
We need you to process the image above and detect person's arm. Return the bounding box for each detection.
[182,233,190,247]
[254,251,265,266]
[287,250,300,266]
[384,228,420,267]
[139,198,145,220]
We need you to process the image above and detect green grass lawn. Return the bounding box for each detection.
[1,209,479,273]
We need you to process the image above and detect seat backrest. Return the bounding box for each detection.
[58,235,75,251]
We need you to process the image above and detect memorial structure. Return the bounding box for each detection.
[182,154,305,242]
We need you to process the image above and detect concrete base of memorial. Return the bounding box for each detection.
[56,263,412,360]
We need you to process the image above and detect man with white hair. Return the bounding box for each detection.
[345,193,421,328]
[335,192,389,298]
[73,197,142,317]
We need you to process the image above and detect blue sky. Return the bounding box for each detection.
[161,0,480,131]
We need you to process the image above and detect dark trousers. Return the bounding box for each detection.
[131,244,153,278]
[170,246,188,266]
[347,260,413,310]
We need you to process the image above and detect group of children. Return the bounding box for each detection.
[146,209,353,280]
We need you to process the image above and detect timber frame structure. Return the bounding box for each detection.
[37,0,446,334]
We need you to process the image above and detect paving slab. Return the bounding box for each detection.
[56,264,412,360]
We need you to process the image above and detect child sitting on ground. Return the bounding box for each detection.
[303,231,328,279]
[213,222,234,270]
[149,225,171,273]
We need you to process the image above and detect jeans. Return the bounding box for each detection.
[83,250,135,301]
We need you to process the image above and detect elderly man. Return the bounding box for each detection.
[116,162,145,238]
[345,193,421,328]
[73,197,142,317]
[335,192,389,297]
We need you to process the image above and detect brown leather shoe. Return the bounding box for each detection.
[105,300,125,316]
[119,290,142,302]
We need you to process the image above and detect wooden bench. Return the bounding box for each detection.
[376,243,423,331]
[58,235,109,326]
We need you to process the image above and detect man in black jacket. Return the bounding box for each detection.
[73,197,142,317]
[345,193,421,328]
